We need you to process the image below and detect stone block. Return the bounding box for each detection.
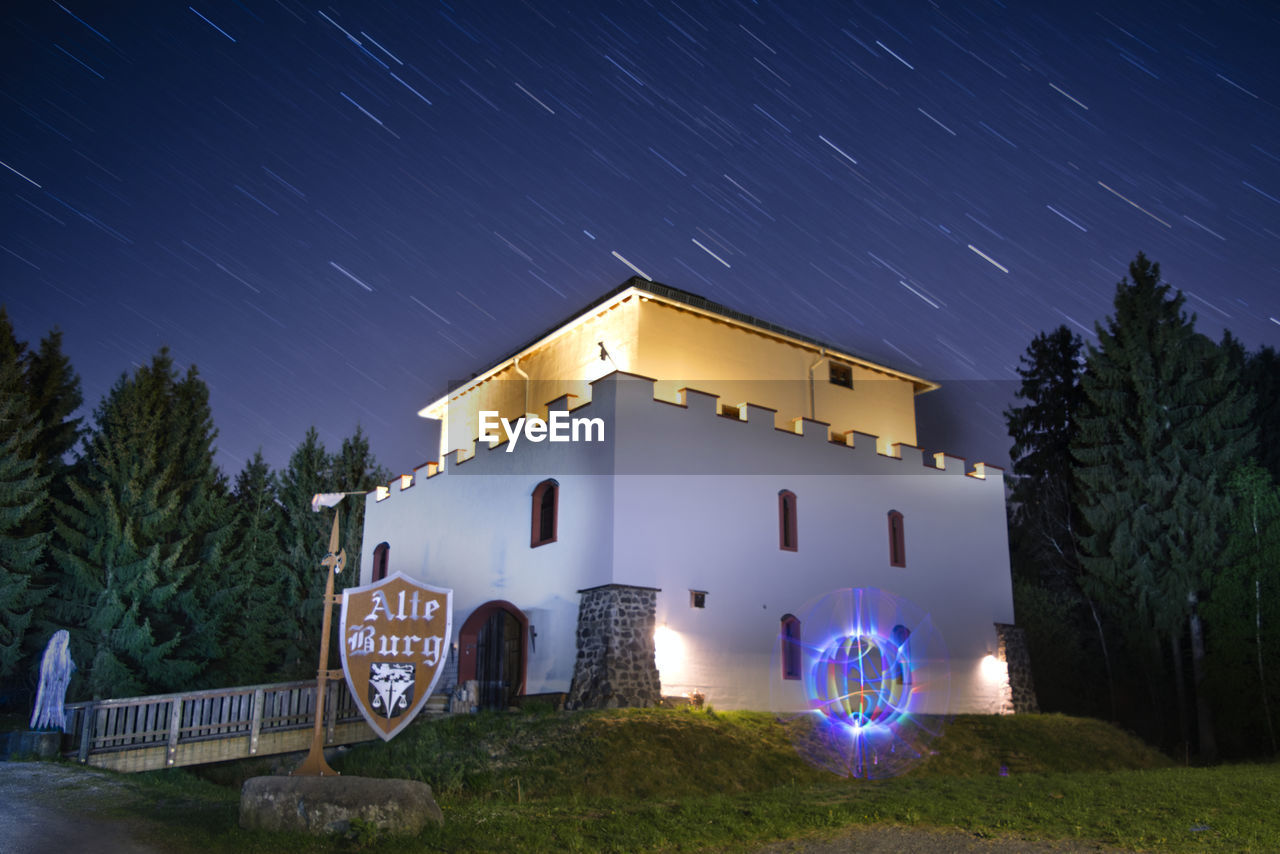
[239,775,443,836]
[5,731,61,759]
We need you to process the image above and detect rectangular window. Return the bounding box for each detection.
[531,479,559,547]
[781,615,802,680]
[829,362,853,388]
[888,510,906,567]
[690,590,707,609]
[779,490,798,551]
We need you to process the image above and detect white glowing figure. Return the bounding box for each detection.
[30,630,75,732]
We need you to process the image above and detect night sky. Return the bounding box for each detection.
[3,0,1277,479]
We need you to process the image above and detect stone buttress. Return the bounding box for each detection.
[566,584,661,709]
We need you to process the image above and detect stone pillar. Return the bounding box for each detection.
[995,623,1040,713]
[566,584,661,709]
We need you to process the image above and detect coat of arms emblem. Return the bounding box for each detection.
[340,572,453,740]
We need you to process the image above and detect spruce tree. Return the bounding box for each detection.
[51,350,226,697]
[23,327,83,478]
[166,362,232,686]
[1205,462,1280,756]
[1072,254,1255,759]
[1004,326,1117,716]
[1244,347,1280,483]
[276,428,334,680]
[1006,325,1086,585]
[274,426,389,680]
[0,327,51,684]
[332,425,390,590]
[213,451,289,686]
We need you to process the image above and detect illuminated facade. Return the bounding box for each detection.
[358,279,1030,715]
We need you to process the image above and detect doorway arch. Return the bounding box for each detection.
[458,600,528,710]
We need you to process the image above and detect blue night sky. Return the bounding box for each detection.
[3,0,1277,478]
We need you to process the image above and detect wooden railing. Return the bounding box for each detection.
[61,679,393,773]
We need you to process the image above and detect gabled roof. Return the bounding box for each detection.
[423,277,938,417]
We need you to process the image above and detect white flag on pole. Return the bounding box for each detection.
[311,493,347,513]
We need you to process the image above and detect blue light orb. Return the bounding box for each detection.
[771,587,949,779]
[813,633,901,728]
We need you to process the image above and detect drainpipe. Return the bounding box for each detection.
[806,348,826,421]
[513,356,530,416]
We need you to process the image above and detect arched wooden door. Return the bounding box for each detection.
[459,601,528,710]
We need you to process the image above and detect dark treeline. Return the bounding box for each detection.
[1007,253,1280,761]
[0,307,388,707]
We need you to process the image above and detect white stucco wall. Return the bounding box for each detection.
[603,376,1014,714]
[357,395,616,696]
[360,372,1015,713]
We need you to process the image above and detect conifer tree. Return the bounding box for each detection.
[1004,326,1117,716]
[275,426,389,679]
[1006,326,1086,583]
[1072,254,1255,759]
[213,451,289,685]
[0,320,51,683]
[1244,347,1280,482]
[165,361,233,686]
[331,425,390,590]
[1205,462,1280,755]
[276,428,334,680]
[51,350,226,697]
[22,326,83,479]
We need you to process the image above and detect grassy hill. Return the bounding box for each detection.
[116,707,1277,853]
[330,707,1173,801]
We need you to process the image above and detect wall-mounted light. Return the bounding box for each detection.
[980,653,1007,682]
[654,624,684,677]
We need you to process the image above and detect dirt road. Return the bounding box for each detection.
[0,761,164,854]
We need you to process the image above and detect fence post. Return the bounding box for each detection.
[249,689,265,755]
[325,679,338,744]
[77,702,96,764]
[165,698,183,766]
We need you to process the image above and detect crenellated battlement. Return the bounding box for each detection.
[371,371,1003,504]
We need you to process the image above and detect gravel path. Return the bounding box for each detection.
[0,761,165,854]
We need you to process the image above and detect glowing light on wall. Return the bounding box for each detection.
[653,624,684,680]
[771,587,950,779]
[980,653,1007,682]
[980,653,1013,714]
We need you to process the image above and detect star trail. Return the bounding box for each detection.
[2,0,1277,476]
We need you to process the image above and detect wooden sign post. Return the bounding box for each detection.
[292,509,346,777]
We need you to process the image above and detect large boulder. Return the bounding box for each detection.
[239,775,443,836]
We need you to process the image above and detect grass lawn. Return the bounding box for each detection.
[69,709,1280,852]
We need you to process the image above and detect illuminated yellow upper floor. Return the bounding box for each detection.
[420,279,938,460]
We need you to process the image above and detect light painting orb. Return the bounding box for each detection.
[771,587,949,779]
[813,633,901,728]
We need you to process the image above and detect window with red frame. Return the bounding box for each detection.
[781,614,802,680]
[888,510,906,567]
[531,479,559,547]
[778,490,798,551]
[372,541,390,581]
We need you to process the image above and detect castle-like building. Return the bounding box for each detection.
[358,279,1034,715]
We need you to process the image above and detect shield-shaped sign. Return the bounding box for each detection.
[340,571,453,741]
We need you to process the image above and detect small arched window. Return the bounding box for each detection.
[888,510,906,567]
[781,614,802,680]
[778,490,798,551]
[531,479,559,547]
[372,541,390,582]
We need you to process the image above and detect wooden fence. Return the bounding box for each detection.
[61,679,411,773]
